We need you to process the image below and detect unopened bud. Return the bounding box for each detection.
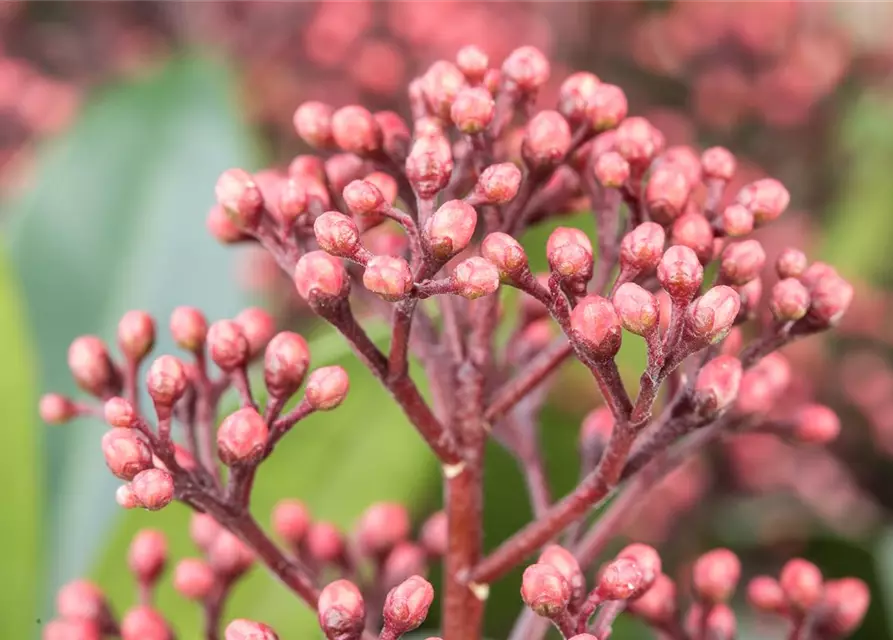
[686,286,741,344]
[146,355,188,410]
[483,68,501,94]
[173,558,215,601]
[225,619,279,640]
[102,429,153,480]
[374,111,411,161]
[817,578,870,636]
[587,83,628,131]
[215,169,264,230]
[422,61,467,119]
[569,295,623,360]
[318,579,366,640]
[207,530,255,577]
[306,366,349,410]
[217,407,269,466]
[800,261,838,290]
[547,226,593,281]
[424,200,477,259]
[452,257,501,299]
[456,45,489,83]
[474,163,522,204]
[56,579,109,623]
[521,563,571,618]
[325,154,366,196]
[720,240,766,285]
[481,232,528,279]
[657,245,704,303]
[593,151,629,188]
[776,248,808,279]
[331,105,380,155]
[736,178,790,225]
[293,251,349,302]
[342,179,387,219]
[671,213,714,264]
[364,172,398,207]
[620,222,665,273]
[414,116,443,139]
[264,332,310,399]
[451,87,495,134]
[272,499,310,545]
[693,356,743,413]
[692,548,740,603]
[363,256,413,301]
[190,512,223,552]
[43,618,101,640]
[794,404,840,444]
[581,407,614,450]
[420,511,447,557]
[383,576,434,635]
[779,558,823,612]
[130,469,175,511]
[615,117,662,166]
[382,542,427,589]
[116,484,140,509]
[613,282,659,336]
[40,394,76,425]
[628,574,677,625]
[128,529,167,586]
[539,545,585,604]
[559,72,601,125]
[770,278,810,322]
[596,557,645,600]
[747,576,786,613]
[68,335,115,396]
[406,133,453,198]
[207,205,248,244]
[701,147,736,181]
[522,111,572,169]
[502,46,550,93]
[170,306,208,352]
[355,502,410,557]
[700,604,736,640]
[293,101,335,148]
[121,606,172,640]
[118,311,155,362]
[721,203,754,237]
[617,544,662,594]
[288,155,325,181]
[207,320,249,371]
[235,307,275,359]
[807,272,853,326]
[659,146,701,185]
[314,212,362,258]
[646,166,690,223]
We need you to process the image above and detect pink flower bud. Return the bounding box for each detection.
[275,179,307,230]
[272,498,310,545]
[331,105,380,156]
[693,356,743,413]
[117,310,155,362]
[807,272,853,326]
[342,179,387,218]
[102,429,153,480]
[116,484,140,509]
[747,576,786,613]
[293,101,335,148]
[318,579,366,640]
[596,557,645,600]
[382,575,434,635]
[569,295,623,360]
[374,111,411,161]
[452,257,501,299]
[225,619,279,640]
[481,232,528,279]
[190,512,223,552]
[671,213,714,264]
[474,163,522,204]
[128,529,167,585]
[615,117,663,166]
[314,211,362,258]
[779,558,823,612]
[659,146,701,185]
[422,61,467,119]
[424,200,477,259]
[215,169,264,231]
[406,133,453,198]
[581,407,614,447]
[235,307,275,358]
[217,407,269,466]
[593,151,629,188]
[207,530,255,577]
[414,116,443,138]
[173,558,215,601]
[323,154,365,198]
[207,320,250,371]
[657,245,704,303]
[620,222,665,273]
[776,248,808,279]
[130,469,174,511]
[382,542,428,589]
[686,286,741,344]
[40,393,76,425]
[522,111,572,169]
[306,366,349,410]
[770,278,810,322]
[146,355,188,410]
[43,618,101,640]
[207,205,248,244]
[288,155,325,181]
[559,72,601,124]
[720,240,766,285]
[293,251,349,302]
[701,147,736,181]
[364,172,398,207]
[646,166,691,224]
[539,545,585,603]
[698,604,736,640]
[547,226,593,280]
[587,83,628,130]
[693,548,740,603]
[794,404,840,444]
[613,282,659,336]
[736,178,790,225]
[57,579,108,622]
[264,332,310,399]
[502,46,550,92]
[800,261,838,290]
[170,306,208,352]
[420,511,447,557]
[451,86,495,134]
[817,578,870,636]
[721,203,754,237]
[521,563,571,618]
[617,544,662,593]
[628,574,677,625]
[68,335,115,396]
[363,256,413,301]
[355,502,410,557]
[456,45,489,82]
[121,606,171,640]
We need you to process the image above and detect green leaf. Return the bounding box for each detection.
[0,250,40,637]
[3,55,259,618]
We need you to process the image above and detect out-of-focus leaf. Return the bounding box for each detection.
[3,55,259,618]
[875,529,893,637]
[0,250,39,637]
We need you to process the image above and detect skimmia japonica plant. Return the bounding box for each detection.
[40,45,867,640]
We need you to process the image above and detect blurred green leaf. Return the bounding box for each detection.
[3,55,259,619]
[0,250,39,637]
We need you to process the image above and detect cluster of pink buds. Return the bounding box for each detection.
[41,43,866,640]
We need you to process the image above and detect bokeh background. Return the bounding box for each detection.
[3,1,893,638]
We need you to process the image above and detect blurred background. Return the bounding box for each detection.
[3,1,893,638]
